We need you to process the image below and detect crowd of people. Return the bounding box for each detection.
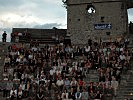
[1,38,132,100]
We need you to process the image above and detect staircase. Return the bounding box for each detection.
[116,61,133,100]
[0,42,11,80]
[84,70,99,84]
[74,56,99,84]
[115,36,133,100]
[0,42,11,99]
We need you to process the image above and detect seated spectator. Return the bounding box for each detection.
[56,77,64,91]
[70,77,77,92]
[17,87,23,100]
[19,81,25,94]
[3,76,9,81]
[10,87,17,100]
[88,82,95,99]
[75,88,82,100]
[61,89,69,100]
[11,44,17,50]
[44,86,51,99]
[36,88,44,100]
[81,88,89,100]
[68,88,75,100]
[64,77,70,91]
[4,55,11,67]
[95,90,102,100]
[77,78,83,91]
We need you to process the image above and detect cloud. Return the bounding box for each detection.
[0,0,67,28]
[0,22,66,42]
[34,23,63,29]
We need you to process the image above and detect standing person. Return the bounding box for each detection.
[111,77,118,96]
[2,31,7,42]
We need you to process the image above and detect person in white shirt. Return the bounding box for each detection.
[119,53,126,61]
[28,54,33,59]
[17,87,23,99]
[70,77,77,89]
[61,89,69,100]
[56,77,64,91]
[85,45,90,56]
[3,76,8,81]
[111,77,118,96]
[56,68,61,76]
[75,88,82,100]
[50,68,55,76]
[120,47,124,52]
[18,32,22,36]
[19,81,25,92]
[31,46,38,52]
[119,53,126,65]
[10,87,17,99]
[4,55,10,66]
[16,56,21,64]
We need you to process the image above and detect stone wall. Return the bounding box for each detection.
[67,0,128,44]
[12,28,67,43]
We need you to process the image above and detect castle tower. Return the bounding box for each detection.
[64,0,133,44]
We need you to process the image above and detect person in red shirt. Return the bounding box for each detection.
[88,82,95,99]
[12,44,17,50]
[77,78,83,91]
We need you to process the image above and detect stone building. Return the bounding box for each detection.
[64,0,133,44]
[11,28,67,43]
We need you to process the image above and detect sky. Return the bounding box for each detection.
[0,0,67,41]
[0,0,133,42]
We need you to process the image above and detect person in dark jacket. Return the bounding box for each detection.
[2,31,7,42]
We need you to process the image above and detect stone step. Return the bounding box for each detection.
[86,77,99,80]
[127,77,133,80]
[124,85,133,88]
[86,73,99,75]
[85,77,99,79]
[115,97,127,100]
[118,90,133,94]
[85,76,99,79]
[126,82,133,85]
[88,70,98,74]
[123,94,133,99]
[84,78,99,83]
[114,60,133,99]
[119,87,133,90]
[121,75,130,79]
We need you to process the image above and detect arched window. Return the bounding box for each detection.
[86,4,96,14]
